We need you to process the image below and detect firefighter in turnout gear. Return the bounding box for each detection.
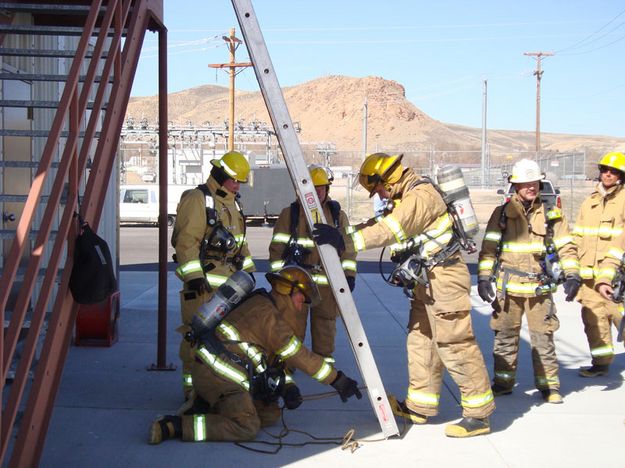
[148,266,362,444]
[313,153,495,438]
[593,231,625,340]
[171,151,256,399]
[573,152,625,377]
[478,159,580,404]
[269,165,357,362]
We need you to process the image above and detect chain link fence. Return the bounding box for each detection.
[321,150,591,225]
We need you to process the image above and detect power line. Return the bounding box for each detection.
[555,7,625,53]
[558,31,625,56]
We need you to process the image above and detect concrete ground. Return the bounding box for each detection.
[24,224,620,467]
[37,262,625,468]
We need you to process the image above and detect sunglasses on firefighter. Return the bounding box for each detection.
[599,166,623,175]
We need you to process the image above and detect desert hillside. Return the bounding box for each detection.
[126,75,625,159]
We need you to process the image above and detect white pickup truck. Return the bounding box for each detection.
[119,184,196,226]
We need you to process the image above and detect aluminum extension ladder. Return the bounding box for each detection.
[231,0,400,438]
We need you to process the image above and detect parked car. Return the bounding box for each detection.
[119,184,195,226]
[497,179,561,208]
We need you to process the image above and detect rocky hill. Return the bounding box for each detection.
[126,75,625,159]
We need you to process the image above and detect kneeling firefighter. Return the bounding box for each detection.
[171,151,256,399]
[269,165,357,363]
[478,159,580,404]
[149,266,362,444]
[312,153,495,438]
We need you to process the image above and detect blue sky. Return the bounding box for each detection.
[132,0,625,137]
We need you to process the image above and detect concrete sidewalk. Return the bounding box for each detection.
[40,270,625,468]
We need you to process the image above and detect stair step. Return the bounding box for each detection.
[0,161,60,168]
[0,129,101,138]
[0,72,114,83]
[0,2,94,15]
[0,230,59,240]
[0,48,107,59]
[0,194,55,203]
[0,24,125,37]
[3,320,31,330]
[0,100,105,109]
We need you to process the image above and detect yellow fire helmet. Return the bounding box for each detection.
[210,151,250,183]
[308,164,334,187]
[358,153,404,197]
[266,265,320,305]
[598,151,625,174]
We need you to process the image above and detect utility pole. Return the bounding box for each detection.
[524,51,553,160]
[481,79,488,188]
[362,97,368,161]
[208,27,252,151]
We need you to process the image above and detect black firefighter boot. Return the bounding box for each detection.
[149,415,182,445]
[578,364,609,378]
[445,417,491,438]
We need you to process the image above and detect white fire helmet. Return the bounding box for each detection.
[509,159,545,184]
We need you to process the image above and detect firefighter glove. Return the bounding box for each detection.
[563,274,581,302]
[477,279,495,303]
[187,277,210,295]
[282,384,303,410]
[331,371,362,402]
[312,223,345,255]
[346,276,356,292]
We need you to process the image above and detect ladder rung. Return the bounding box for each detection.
[0,100,105,109]
[0,161,60,168]
[0,24,126,37]
[0,73,114,83]
[0,129,101,138]
[0,48,107,59]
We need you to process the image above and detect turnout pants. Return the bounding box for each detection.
[181,360,281,442]
[579,280,624,366]
[178,286,214,398]
[491,294,560,391]
[310,286,340,358]
[405,260,494,419]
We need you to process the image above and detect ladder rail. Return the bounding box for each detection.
[231,0,399,439]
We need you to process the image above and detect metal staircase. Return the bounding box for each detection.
[0,1,166,466]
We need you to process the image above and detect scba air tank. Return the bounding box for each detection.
[191,270,256,337]
[435,165,479,239]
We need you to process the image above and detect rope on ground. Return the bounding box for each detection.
[235,386,406,454]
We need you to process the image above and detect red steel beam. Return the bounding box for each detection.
[0,1,133,461]
[8,1,157,465]
[2,0,119,384]
[156,25,170,369]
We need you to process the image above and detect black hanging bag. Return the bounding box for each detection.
[69,216,117,305]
